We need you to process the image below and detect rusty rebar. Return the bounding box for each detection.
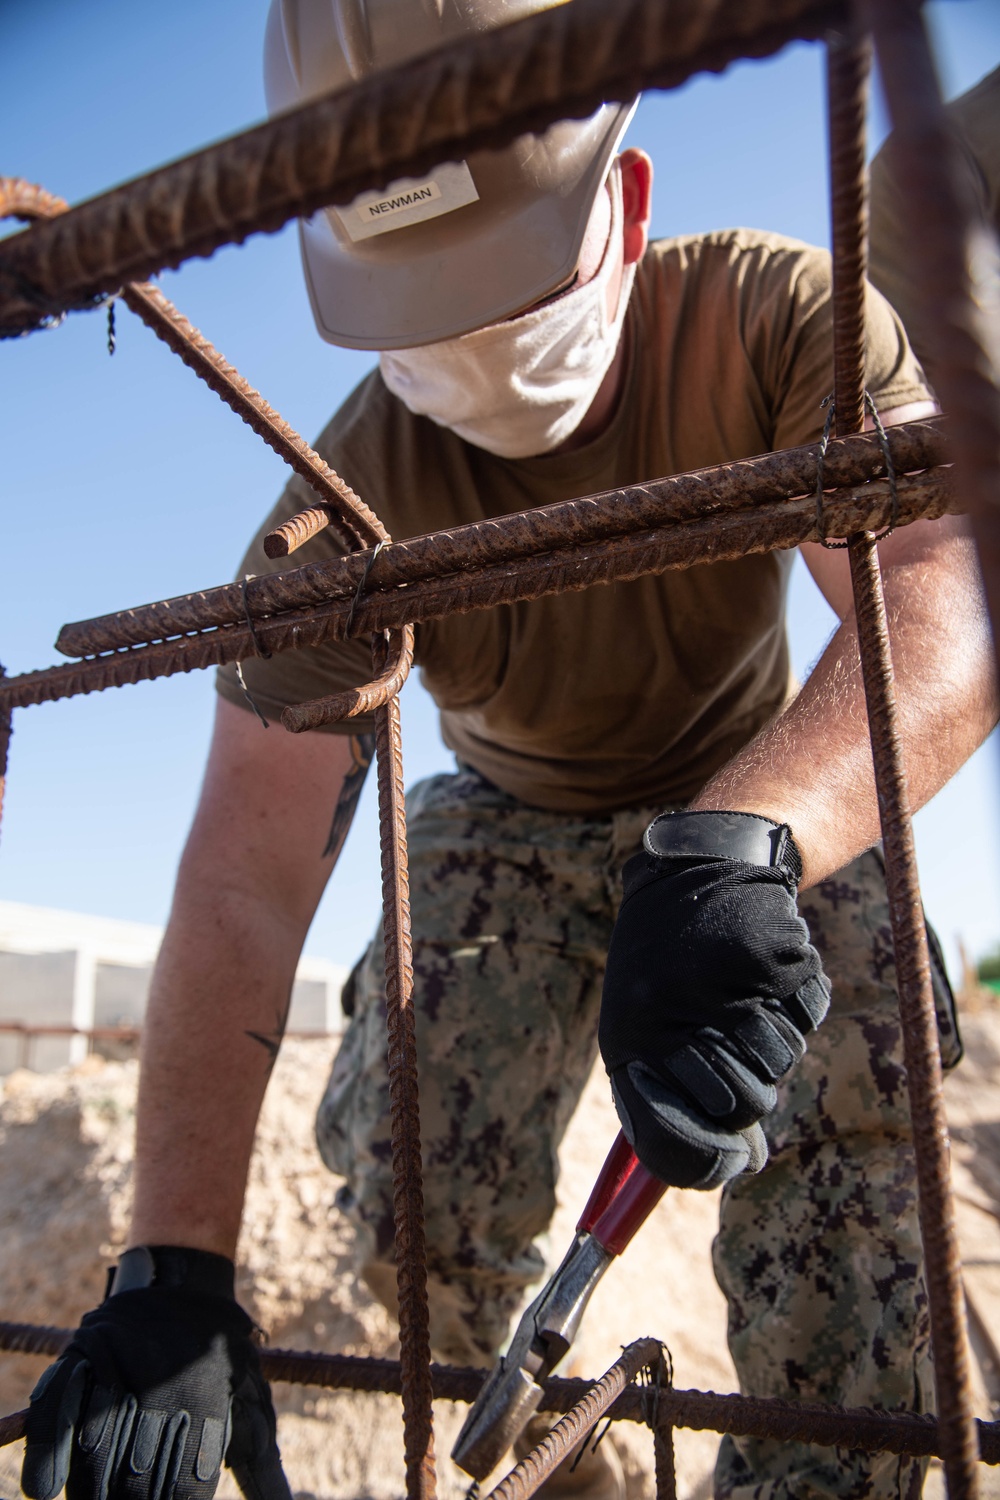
[826,29,870,436]
[1,1323,998,1463]
[861,0,1000,690]
[0,179,69,223]
[56,418,947,658]
[0,663,10,845]
[0,0,847,337]
[0,178,385,550]
[373,649,435,1500]
[265,504,339,558]
[485,1340,663,1500]
[827,30,980,1499]
[119,282,386,550]
[0,466,954,717]
[648,1352,678,1500]
[281,625,414,732]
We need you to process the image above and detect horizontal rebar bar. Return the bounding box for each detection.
[56,418,946,658]
[0,0,846,337]
[0,466,953,716]
[0,1326,997,1463]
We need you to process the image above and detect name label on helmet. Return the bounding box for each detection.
[335,161,479,242]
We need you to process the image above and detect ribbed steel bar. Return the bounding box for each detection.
[119,282,386,550]
[0,468,955,716]
[265,505,339,559]
[827,30,980,1499]
[281,625,414,731]
[484,1340,663,1500]
[56,419,947,658]
[826,29,869,435]
[0,178,68,223]
[0,664,10,846]
[373,647,435,1500]
[1,1324,999,1462]
[0,0,847,337]
[861,0,1000,686]
[0,176,385,550]
[649,1353,678,1500]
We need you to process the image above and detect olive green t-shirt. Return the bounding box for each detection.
[870,63,1000,384]
[218,229,928,814]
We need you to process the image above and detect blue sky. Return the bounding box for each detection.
[1,0,999,980]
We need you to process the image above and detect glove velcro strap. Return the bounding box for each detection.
[109,1246,236,1301]
[644,810,800,878]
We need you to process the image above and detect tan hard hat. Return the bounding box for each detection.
[265,0,636,349]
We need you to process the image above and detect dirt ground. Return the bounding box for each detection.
[1,1000,998,1500]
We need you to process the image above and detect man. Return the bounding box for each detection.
[21,6,997,1500]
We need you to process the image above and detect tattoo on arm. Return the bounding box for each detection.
[323,732,375,861]
[245,995,292,1071]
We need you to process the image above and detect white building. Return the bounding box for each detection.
[0,901,347,1074]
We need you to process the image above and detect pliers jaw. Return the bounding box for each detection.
[451,1132,668,1482]
[451,1233,613,1481]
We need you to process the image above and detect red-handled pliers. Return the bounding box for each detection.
[451,1132,666,1480]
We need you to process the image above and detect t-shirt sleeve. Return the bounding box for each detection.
[215,391,384,734]
[737,237,932,452]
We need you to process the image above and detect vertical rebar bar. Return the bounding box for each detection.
[826,29,980,1499]
[652,1424,677,1500]
[0,664,10,846]
[373,635,436,1500]
[861,0,1000,687]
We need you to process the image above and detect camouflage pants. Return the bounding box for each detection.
[317,767,937,1499]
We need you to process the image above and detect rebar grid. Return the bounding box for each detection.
[826,29,980,1496]
[1,2,998,1497]
[2,1328,1000,1465]
[0,450,954,717]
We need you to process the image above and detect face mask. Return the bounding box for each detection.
[379,164,635,458]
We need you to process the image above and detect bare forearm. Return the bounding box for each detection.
[129,701,370,1258]
[131,879,309,1256]
[693,533,998,886]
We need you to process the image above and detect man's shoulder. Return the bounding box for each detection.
[641,228,830,290]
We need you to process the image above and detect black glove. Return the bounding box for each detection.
[22,1246,292,1500]
[599,810,830,1191]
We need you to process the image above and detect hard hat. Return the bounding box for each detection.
[265,0,636,349]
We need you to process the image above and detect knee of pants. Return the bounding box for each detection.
[714,1137,933,1413]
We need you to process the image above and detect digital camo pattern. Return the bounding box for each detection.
[316,768,945,1497]
[713,856,935,1500]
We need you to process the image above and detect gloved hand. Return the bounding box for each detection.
[599,810,830,1190]
[22,1246,291,1500]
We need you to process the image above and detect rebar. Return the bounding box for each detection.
[119,282,386,551]
[0,468,953,718]
[648,1353,678,1500]
[373,641,435,1500]
[54,417,947,656]
[265,505,339,559]
[0,663,10,845]
[826,29,979,1498]
[1,1324,998,1463]
[861,0,1000,687]
[281,626,414,732]
[0,0,847,337]
[484,1340,663,1500]
[0,178,384,550]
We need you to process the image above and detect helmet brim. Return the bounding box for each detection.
[299,100,637,350]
